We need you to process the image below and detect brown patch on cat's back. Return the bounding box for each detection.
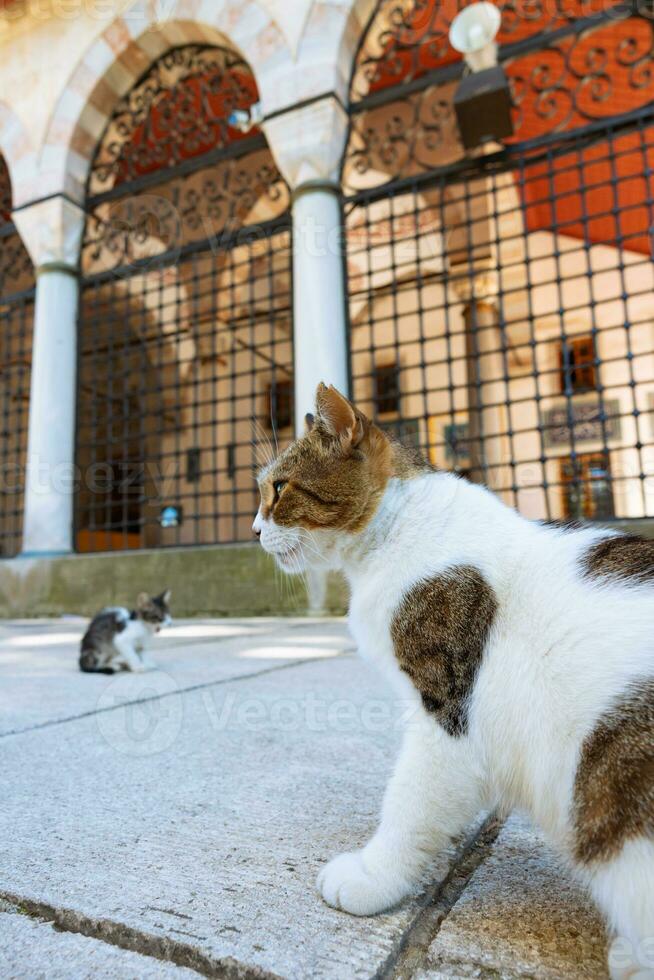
[391,566,497,737]
[574,679,654,864]
[581,534,654,584]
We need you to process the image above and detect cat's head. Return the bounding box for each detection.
[136,589,172,631]
[253,383,422,573]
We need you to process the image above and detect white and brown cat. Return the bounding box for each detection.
[253,383,654,980]
[79,590,172,674]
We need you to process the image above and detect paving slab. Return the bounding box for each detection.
[0,650,467,979]
[0,619,613,979]
[416,812,608,980]
[0,902,198,979]
[0,617,352,736]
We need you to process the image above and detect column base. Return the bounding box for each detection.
[19,550,74,560]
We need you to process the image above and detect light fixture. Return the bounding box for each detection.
[450,2,501,72]
[449,2,513,150]
[228,102,264,134]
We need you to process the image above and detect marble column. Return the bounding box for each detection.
[263,95,350,436]
[13,195,85,555]
[263,95,349,611]
[454,272,511,496]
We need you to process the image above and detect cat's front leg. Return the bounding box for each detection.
[318,719,483,915]
[138,652,157,670]
[112,635,148,672]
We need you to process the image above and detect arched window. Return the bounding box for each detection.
[0,156,34,557]
[343,0,654,522]
[76,45,292,552]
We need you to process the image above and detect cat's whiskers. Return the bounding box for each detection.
[298,536,326,566]
[251,436,273,470]
[268,408,280,458]
[250,417,276,470]
[289,552,309,603]
[287,558,305,607]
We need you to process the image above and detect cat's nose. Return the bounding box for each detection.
[254,527,261,537]
[252,511,262,537]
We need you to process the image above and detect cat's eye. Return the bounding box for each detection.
[273,480,287,497]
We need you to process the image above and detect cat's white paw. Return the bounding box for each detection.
[317,851,412,916]
[119,659,152,673]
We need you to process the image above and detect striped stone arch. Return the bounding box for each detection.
[290,0,378,105]
[39,0,293,206]
[329,0,378,97]
[0,102,36,212]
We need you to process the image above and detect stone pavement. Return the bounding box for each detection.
[0,618,608,979]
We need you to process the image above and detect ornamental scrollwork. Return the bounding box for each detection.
[344,84,462,192]
[0,230,34,297]
[0,157,11,226]
[89,44,260,196]
[0,158,34,299]
[351,0,453,101]
[82,152,290,275]
[83,44,290,276]
[350,0,627,103]
[346,8,654,189]
[508,15,654,137]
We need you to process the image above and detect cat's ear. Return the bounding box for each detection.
[304,413,314,433]
[160,588,171,604]
[315,383,365,449]
[136,592,150,609]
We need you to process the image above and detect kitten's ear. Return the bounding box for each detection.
[304,413,314,433]
[136,592,150,609]
[161,588,171,604]
[315,383,365,449]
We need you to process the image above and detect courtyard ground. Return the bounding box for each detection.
[0,617,608,979]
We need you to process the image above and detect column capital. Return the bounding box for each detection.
[262,93,349,189]
[451,267,499,307]
[12,194,85,270]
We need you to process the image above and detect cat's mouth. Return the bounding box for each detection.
[275,545,302,571]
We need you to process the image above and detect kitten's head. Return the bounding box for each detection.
[253,383,422,573]
[136,589,172,631]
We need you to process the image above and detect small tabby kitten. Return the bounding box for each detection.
[79,590,172,674]
[253,384,654,980]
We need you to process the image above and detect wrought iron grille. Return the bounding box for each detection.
[350,0,636,102]
[0,157,34,557]
[346,2,654,188]
[345,4,654,523]
[76,45,293,552]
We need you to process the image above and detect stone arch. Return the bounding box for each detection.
[290,0,378,106]
[0,101,37,211]
[332,0,388,105]
[70,25,294,553]
[39,0,292,206]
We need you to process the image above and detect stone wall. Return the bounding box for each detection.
[1,522,651,619]
[0,545,348,618]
